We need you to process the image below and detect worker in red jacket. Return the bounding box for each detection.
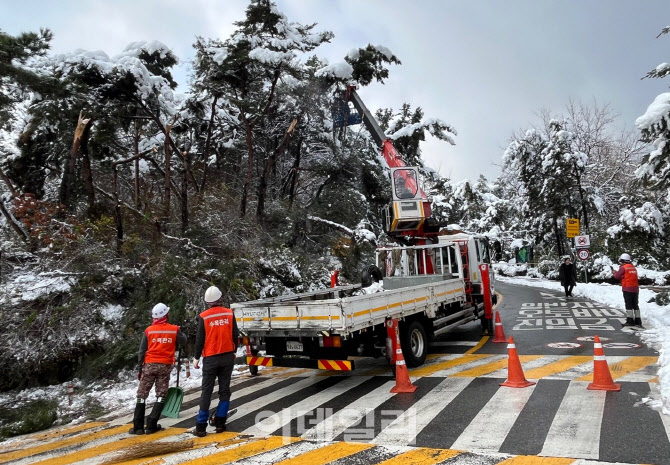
[193,286,238,437]
[129,303,187,435]
[612,253,642,328]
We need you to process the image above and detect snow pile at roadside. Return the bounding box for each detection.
[0,347,256,428]
[497,274,670,414]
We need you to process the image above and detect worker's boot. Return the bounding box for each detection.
[214,402,229,433]
[144,398,164,434]
[128,399,145,435]
[622,317,635,328]
[193,410,209,437]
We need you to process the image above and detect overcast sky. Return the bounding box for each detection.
[2,0,669,182]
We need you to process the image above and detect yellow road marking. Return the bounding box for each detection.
[410,354,492,377]
[31,427,187,465]
[451,355,542,378]
[493,291,503,309]
[523,356,592,380]
[0,421,106,451]
[650,376,659,383]
[576,356,658,382]
[0,424,130,464]
[273,441,373,465]
[464,336,489,355]
[375,447,462,465]
[179,436,299,465]
[497,456,575,464]
[114,433,256,465]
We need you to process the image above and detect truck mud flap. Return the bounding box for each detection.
[245,356,354,371]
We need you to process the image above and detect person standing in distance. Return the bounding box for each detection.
[612,253,642,328]
[558,256,577,298]
[129,303,187,435]
[193,286,238,437]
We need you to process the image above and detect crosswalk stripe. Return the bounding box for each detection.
[522,356,592,380]
[301,381,396,441]
[429,340,478,347]
[540,381,606,459]
[373,377,474,445]
[179,436,300,465]
[243,376,371,436]
[0,424,129,464]
[107,435,244,465]
[216,376,322,429]
[374,446,462,465]
[272,441,373,465]
[31,427,187,465]
[110,376,283,426]
[451,355,542,378]
[451,382,536,452]
[575,356,658,382]
[497,456,575,464]
[410,353,492,377]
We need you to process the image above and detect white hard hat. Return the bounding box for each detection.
[619,253,631,262]
[151,303,170,319]
[204,286,222,303]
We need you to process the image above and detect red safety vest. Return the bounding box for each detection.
[144,323,179,364]
[621,263,639,289]
[200,306,235,357]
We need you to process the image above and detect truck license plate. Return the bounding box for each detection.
[286,341,303,352]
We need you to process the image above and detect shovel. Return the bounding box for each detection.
[162,352,184,418]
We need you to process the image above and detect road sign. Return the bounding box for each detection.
[575,235,590,248]
[577,249,590,261]
[566,218,579,238]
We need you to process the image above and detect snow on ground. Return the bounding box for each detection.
[496,272,670,415]
[0,347,259,434]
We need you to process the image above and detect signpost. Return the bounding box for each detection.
[566,218,580,238]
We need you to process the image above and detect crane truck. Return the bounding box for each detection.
[232,86,495,372]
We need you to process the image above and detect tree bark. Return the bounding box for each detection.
[240,115,255,217]
[287,137,303,210]
[164,124,172,219]
[0,166,18,198]
[200,96,218,194]
[257,118,298,218]
[553,216,563,256]
[112,167,123,254]
[0,201,28,242]
[59,111,93,210]
[134,120,141,208]
[80,137,95,217]
[181,154,189,235]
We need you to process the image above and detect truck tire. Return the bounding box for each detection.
[400,320,428,367]
[360,264,383,288]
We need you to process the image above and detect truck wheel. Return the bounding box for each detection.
[400,320,428,367]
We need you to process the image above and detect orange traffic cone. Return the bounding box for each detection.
[587,335,621,391]
[500,336,536,388]
[388,320,417,393]
[492,311,507,343]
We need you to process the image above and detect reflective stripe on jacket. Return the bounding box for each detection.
[200,306,235,357]
[144,323,179,364]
